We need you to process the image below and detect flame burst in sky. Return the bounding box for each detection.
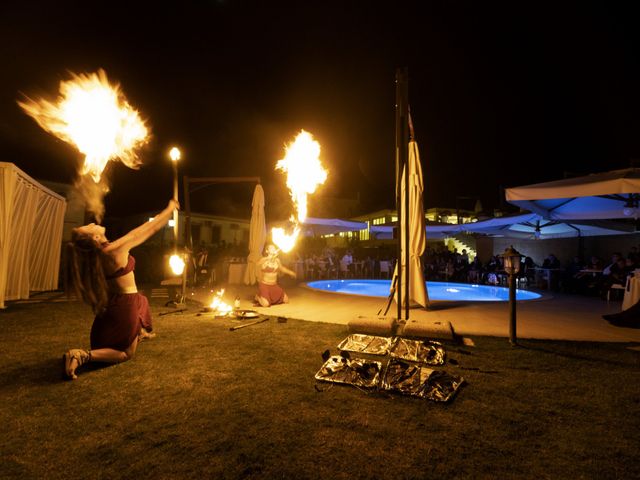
[271,130,327,252]
[18,69,149,183]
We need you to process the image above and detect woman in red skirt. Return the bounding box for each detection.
[256,244,297,307]
[63,199,179,380]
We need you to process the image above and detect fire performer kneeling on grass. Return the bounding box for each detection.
[62,199,179,380]
[255,244,297,307]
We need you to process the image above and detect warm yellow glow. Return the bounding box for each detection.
[209,289,233,314]
[150,218,176,227]
[275,130,327,222]
[271,225,300,253]
[169,254,185,275]
[169,147,181,162]
[271,130,327,252]
[18,69,148,183]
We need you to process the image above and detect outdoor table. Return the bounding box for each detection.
[533,267,562,290]
[579,269,603,275]
[622,275,640,311]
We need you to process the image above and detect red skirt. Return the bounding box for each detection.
[90,292,152,351]
[258,282,286,305]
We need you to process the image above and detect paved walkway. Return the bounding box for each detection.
[186,281,640,343]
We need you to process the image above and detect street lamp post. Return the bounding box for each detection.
[168,147,186,306]
[169,147,181,246]
[502,245,523,346]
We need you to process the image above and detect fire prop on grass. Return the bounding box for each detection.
[206,289,233,316]
[18,69,149,221]
[271,130,327,253]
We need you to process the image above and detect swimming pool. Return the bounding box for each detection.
[305,280,541,302]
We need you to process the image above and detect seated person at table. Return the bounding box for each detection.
[522,256,536,282]
[602,252,622,275]
[340,250,354,277]
[467,257,483,283]
[255,244,297,307]
[573,255,603,295]
[542,253,560,269]
[599,257,628,299]
[562,256,584,293]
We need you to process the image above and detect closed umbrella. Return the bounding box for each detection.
[244,184,266,285]
[393,140,429,307]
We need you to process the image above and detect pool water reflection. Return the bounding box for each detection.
[306,280,541,302]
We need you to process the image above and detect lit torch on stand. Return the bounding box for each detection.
[168,146,186,306]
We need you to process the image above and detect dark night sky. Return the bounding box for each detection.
[1,1,639,220]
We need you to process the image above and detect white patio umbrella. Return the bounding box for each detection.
[243,184,266,285]
[393,140,429,308]
[505,168,640,220]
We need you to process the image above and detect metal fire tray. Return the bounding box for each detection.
[389,339,446,365]
[381,359,464,402]
[315,355,382,388]
[337,334,395,356]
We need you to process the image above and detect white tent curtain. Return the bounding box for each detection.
[244,184,266,285]
[0,163,66,308]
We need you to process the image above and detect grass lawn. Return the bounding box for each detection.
[1,296,639,479]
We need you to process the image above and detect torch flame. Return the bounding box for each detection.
[18,69,149,183]
[169,254,185,275]
[271,225,300,254]
[271,130,327,252]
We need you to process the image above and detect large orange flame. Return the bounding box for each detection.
[271,130,327,252]
[18,69,149,183]
[209,289,233,315]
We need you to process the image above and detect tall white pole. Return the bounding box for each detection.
[169,147,181,251]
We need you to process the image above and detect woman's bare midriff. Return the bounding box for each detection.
[261,271,278,285]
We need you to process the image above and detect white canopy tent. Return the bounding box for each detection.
[505,168,640,220]
[0,163,66,308]
[459,213,634,240]
[371,222,461,240]
[300,217,367,236]
[368,212,634,241]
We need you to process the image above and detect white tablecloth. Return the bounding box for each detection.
[622,276,640,311]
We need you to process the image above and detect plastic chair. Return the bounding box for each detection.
[339,261,350,279]
[379,261,390,279]
[607,283,625,304]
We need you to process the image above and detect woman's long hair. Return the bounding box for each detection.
[66,231,109,314]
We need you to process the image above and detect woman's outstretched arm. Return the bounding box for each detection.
[279,260,296,278]
[104,200,179,253]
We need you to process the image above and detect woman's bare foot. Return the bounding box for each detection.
[63,349,90,380]
[138,328,156,341]
[255,295,270,307]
